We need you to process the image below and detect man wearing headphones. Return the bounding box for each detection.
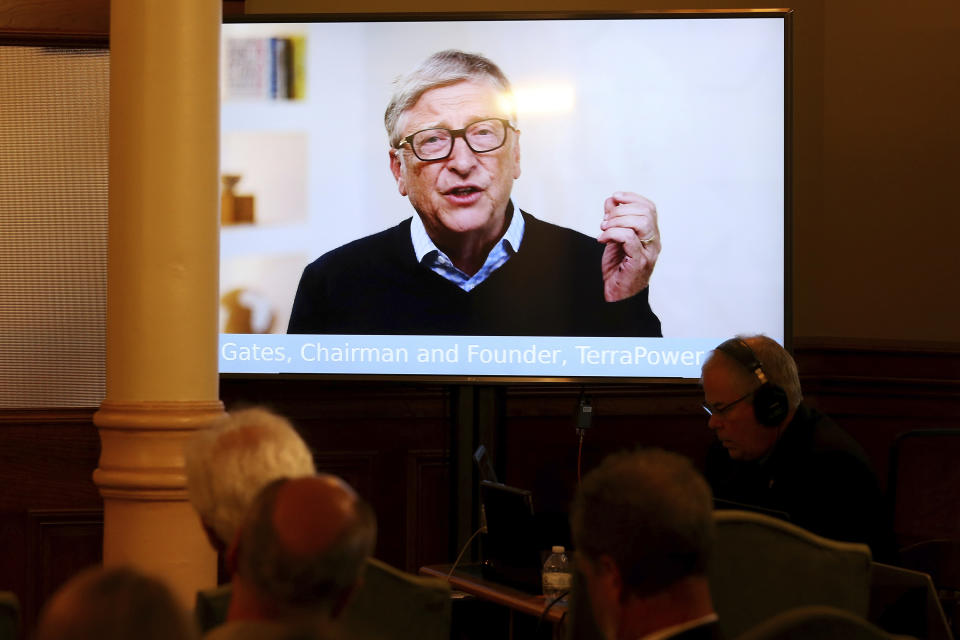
[700,335,892,560]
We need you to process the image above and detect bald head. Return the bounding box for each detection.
[272,475,362,556]
[236,474,377,619]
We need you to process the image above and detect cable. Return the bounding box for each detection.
[577,429,584,484]
[446,524,485,581]
[534,589,570,639]
[575,390,591,484]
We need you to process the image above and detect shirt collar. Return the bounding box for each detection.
[410,201,524,263]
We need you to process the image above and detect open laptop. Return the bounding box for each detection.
[478,480,544,592]
[473,444,498,484]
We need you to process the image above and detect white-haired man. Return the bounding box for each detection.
[185,406,316,553]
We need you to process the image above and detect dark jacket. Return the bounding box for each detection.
[706,403,893,560]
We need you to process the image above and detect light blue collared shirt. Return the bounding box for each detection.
[410,203,526,292]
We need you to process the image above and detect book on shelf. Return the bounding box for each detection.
[288,35,307,101]
[224,36,306,101]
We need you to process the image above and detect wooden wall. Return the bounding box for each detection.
[0,411,102,635]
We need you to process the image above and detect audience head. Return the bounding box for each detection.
[701,334,802,460]
[570,448,715,639]
[184,407,316,551]
[35,565,198,640]
[232,474,377,623]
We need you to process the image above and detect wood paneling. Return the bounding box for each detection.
[0,411,101,511]
[223,1,246,18]
[500,383,712,518]
[794,340,960,491]
[0,0,108,45]
[0,411,101,639]
[23,510,103,638]
[0,0,246,45]
[405,449,449,572]
[312,450,377,508]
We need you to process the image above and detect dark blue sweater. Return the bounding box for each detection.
[288,211,661,337]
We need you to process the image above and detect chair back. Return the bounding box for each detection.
[736,604,911,640]
[341,557,451,640]
[0,592,19,640]
[709,509,873,639]
[195,558,451,640]
[195,583,232,633]
[886,429,960,638]
[869,561,953,640]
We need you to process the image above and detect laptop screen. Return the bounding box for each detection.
[479,480,544,591]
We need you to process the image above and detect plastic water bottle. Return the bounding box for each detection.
[542,545,571,602]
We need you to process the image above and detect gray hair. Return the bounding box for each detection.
[705,334,803,409]
[571,448,714,598]
[384,49,515,148]
[184,407,316,547]
[239,477,377,617]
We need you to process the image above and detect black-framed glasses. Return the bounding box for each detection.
[397,118,514,161]
[702,390,754,417]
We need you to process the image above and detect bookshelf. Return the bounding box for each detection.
[219,24,312,334]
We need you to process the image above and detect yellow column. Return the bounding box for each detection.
[95,0,224,605]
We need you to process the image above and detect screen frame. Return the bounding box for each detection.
[219,8,794,385]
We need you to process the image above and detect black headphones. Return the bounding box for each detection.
[714,338,789,427]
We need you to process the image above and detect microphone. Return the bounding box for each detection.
[576,393,592,483]
[576,394,592,434]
